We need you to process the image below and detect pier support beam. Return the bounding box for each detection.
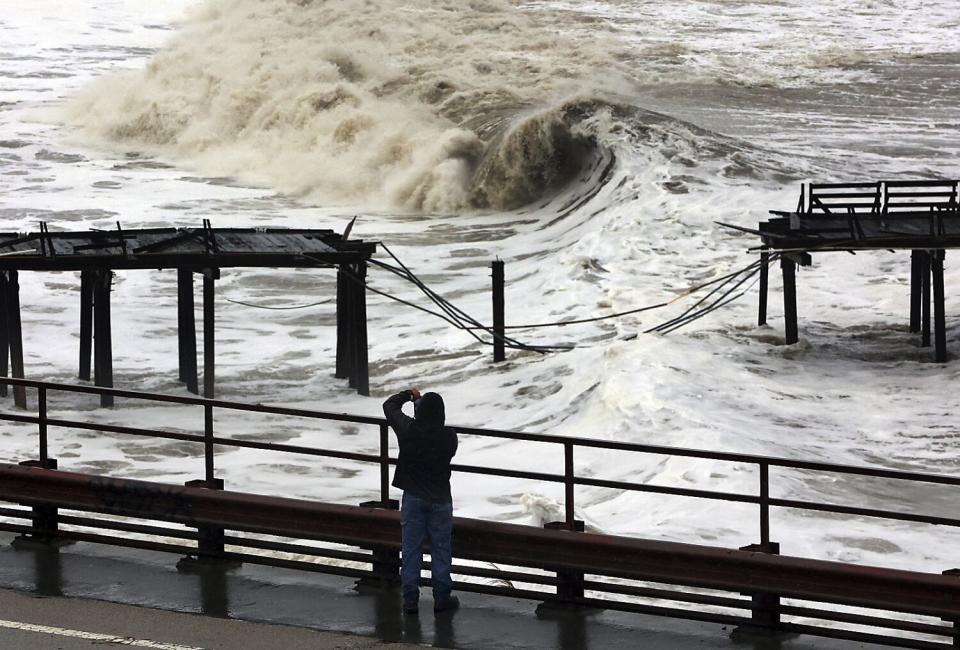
[79,270,93,381]
[932,250,947,363]
[921,251,931,348]
[910,251,922,333]
[0,273,7,399]
[492,260,505,361]
[781,258,798,345]
[202,268,218,399]
[335,266,351,381]
[758,252,769,327]
[177,269,199,395]
[334,263,370,396]
[2,271,27,408]
[350,262,369,397]
[92,270,113,408]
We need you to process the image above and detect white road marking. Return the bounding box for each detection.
[0,618,205,649]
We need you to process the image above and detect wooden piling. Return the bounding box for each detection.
[0,273,7,398]
[910,251,922,333]
[353,262,369,397]
[93,270,113,408]
[335,267,349,380]
[933,250,946,363]
[203,269,217,399]
[492,260,505,362]
[79,270,93,381]
[921,251,931,348]
[781,258,798,345]
[178,269,198,394]
[5,271,26,408]
[177,270,186,383]
[344,267,356,388]
[758,252,769,327]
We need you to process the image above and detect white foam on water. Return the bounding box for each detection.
[1,0,960,589]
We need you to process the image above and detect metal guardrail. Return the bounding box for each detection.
[1,376,959,648]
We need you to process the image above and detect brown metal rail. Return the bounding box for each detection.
[1,464,958,639]
[2,377,960,647]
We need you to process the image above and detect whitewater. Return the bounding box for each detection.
[2,0,960,591]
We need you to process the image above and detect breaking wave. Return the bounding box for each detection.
[60,0,640,212]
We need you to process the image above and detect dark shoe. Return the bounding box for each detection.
[434,595,460,613]
[403,602,419,615]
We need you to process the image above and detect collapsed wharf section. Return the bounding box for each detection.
[751,179,960,361]
[0,223,377,407]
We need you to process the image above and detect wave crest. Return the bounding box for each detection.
[60,0,633,212]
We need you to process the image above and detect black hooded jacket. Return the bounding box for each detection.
[383,390,458,502]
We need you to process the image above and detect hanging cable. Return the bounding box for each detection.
[647,257,771,334]
[224,298,333,310]
[233,242,780,353]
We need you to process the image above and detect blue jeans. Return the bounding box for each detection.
[400,492,453,607]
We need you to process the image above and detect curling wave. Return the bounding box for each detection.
[60,0,636,212]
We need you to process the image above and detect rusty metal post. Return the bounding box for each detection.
[737,542,781,631]
[492,260,505,362]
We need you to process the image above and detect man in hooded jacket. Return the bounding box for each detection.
[383,388,459,614]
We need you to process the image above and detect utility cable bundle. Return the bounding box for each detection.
[232,240,780,351]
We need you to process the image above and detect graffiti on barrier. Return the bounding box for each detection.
[89,478,194,523]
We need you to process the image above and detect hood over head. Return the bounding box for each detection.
[415,392,445,429]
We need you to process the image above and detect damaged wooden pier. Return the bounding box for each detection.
[0,224,377,407]
[753,179,960,361]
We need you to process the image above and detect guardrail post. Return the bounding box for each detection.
[942,568,960,646]
[736,542,781,633]
[356,423,400,586]
[177,477,238,572]
[357,498,400,587]
[541,442,585,606]
[12,458,72,549]
[178,405,236,570]
[543,519,585,604]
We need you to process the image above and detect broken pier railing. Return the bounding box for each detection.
[756,179,960,361]
[2,377,960,646]
[0,225,377,409]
